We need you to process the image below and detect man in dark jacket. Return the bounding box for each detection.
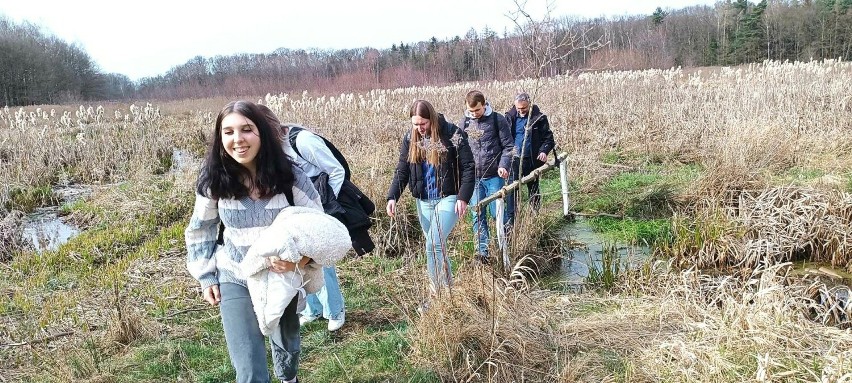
[460,90,514,263]
[505,92,555,225]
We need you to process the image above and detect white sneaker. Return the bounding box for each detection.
[416,302,430,315]
[327,312,345,331]
[299,314,319,326]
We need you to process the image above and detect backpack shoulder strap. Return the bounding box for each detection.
[284,185,295,207]
[320,137,352,180]
[288,125,351,181]
[288,126,304,158]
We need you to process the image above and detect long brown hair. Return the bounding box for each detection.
[197,100,294,199]
[408,99,442,166]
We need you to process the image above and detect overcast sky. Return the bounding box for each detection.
[0,0,717,81]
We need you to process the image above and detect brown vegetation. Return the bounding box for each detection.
[1,60,852,381]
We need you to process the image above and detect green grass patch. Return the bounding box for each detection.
[572,171,664,216]
[337,255,410,312]
[601,149,623,165]
[778,166,825,185]
[5,184,59,212]
[571,164,701,218]
[537,169,564,206]
[117,321,234,383]
[587,216,672,245]
[58,196,100,216]
[301,323,439,383]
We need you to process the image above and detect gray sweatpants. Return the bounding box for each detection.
[219,282,300,382]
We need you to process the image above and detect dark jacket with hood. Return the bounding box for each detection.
[459,101,514,178]
[505,104,555,167]
[386,114,475,203]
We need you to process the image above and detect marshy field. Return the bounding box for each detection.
[1,60,851,382]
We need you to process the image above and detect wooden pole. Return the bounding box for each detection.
[560,157,571,218]
[473,151,569,210]
[494,198,510,270]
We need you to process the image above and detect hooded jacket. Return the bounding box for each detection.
[460,101,514,178]
[505,104,555,166]
[386,114,475,203]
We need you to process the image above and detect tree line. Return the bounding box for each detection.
[1,0,850,106]
[0,16,134,106]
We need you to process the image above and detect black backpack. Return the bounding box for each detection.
[287,126,351,181]
[287,125,376,256]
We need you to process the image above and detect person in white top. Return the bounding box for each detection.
[279,122,348,332]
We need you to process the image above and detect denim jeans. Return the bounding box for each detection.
[219,283,300,382]
[469,177,506,257]
[301,266,345,320]
[506,156,541,226]
[415,195,459,290]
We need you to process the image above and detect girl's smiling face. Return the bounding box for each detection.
[221,112,261,173]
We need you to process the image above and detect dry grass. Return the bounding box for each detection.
[737,187,852,269]
[410,264,561,382]
[413,261,852,382]
[669,186,852,271]
[0,210,31,261]
[2,59,852,381]
[629,263,852,382]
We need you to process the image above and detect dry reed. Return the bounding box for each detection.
[736,186,852,269]
[410,265,560,382]
[0,210,31,261]
[2,59,852,381]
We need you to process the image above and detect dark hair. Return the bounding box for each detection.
[196,100,294,199]
[465,90,485,107]
[255,103,282,129]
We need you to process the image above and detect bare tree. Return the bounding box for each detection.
[507,0,608,80]
[498,0,608,236]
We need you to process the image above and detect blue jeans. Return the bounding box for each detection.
[469,177,506,257]
[506,156,541,226]
[219,283,300,382]
[415,195,460,289]
[301,266,345,320]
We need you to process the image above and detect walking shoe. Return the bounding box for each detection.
[327,312,345,331]
[416,301,430,315]
[299,314,319,326]
[475,252,489,265]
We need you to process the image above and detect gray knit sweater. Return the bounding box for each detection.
[185,166,322,290]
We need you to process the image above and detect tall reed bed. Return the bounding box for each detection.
[2,59,852,381]
[0,103,208,209]
[258,59,852,206]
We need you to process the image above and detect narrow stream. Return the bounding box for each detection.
[18,148,196,253]
[22,207,80,252]
[559,217,651,288]
[19,184,90,252]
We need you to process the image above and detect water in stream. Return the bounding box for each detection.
[19,186,90,253]
[559,217,652,288]
[22,207,80,252]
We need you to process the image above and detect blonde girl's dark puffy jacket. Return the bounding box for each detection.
[386,115,475,203]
